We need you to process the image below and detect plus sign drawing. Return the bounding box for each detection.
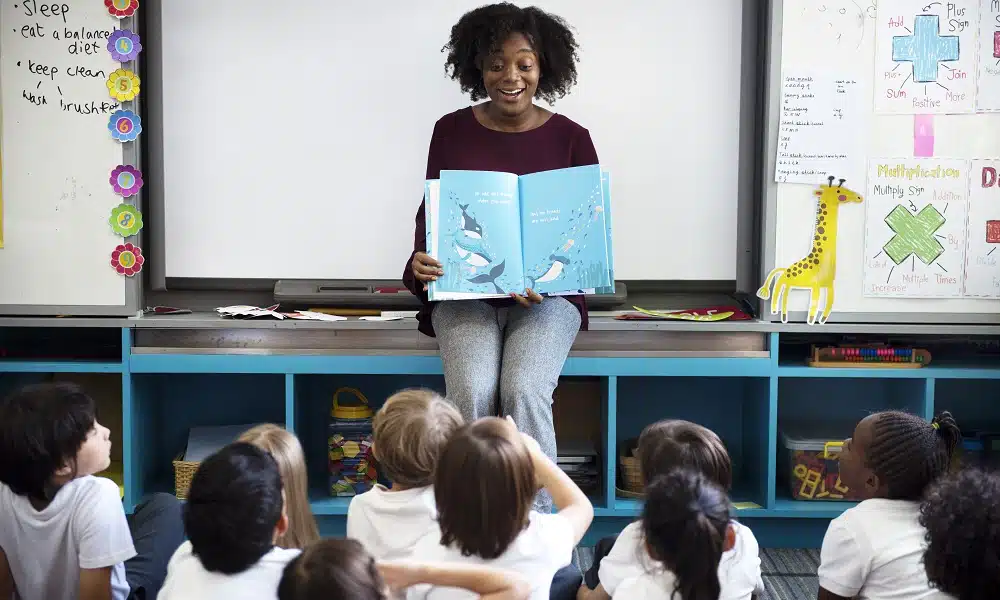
[891,15,959,82]
[875,0,978,114]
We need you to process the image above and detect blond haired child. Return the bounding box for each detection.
[347,388,464,561]
[239,424,320,549]
[409,417,594,600]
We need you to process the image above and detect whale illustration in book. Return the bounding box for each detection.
[452,232,492,267]
[527,254,571,288]
[468,260,507,294]
[458,204,483,239]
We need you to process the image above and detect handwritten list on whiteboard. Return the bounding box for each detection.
[775,73,864,185]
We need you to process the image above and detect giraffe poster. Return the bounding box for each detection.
[874,0,979,114]
[863,159,969,297]
[757,177,864,324]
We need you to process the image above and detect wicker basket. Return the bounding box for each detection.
[172,455,200,500]
[620,454,643,495]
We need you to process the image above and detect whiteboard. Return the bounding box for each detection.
[0,2,137,311]
[764,0,1000,319]
[158,0,746,281]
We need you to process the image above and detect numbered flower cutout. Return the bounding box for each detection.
[108,110,142,142]
[106,68,140,102]
[109,203,144,237]
[110,165,143,197]
[105,0,139,18]
[111,243,144,277]
[108,30,142,62]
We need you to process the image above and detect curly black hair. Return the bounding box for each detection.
[867,411,960,500]
[919,468,1000,600]
[442,3,580,103]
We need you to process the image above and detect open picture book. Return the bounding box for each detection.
[425,164,615,301]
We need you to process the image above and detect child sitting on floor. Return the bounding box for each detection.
[613,468,736,600]
[347,389,464,561]
[0,382,183,600]
[579,420,763,600]
[817,411,960,600]
[158,442,301,600]
[409,416,594,600]
[239,423,320,549]
[919,467,1000,600]
[277,538,530,600]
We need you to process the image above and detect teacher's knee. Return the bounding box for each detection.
[499,374,556,414]
[445,376,497,411]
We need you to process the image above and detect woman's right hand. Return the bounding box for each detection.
[411,252,443,290]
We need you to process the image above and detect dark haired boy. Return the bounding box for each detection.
[0,382,183,600]
[158,442,299,600]
[578,420,764,600]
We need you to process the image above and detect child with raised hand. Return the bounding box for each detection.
[0,382,183,600]
[239,423,320,549]
[817,411,961,600]
[277,538,530,600]
[919,467,1000,600]
[158,442,301,600]
[613,468,735,600]
[409,416,594,600]
[579,420,763,600]
[347,388,464,561]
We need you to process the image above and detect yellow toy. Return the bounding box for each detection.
[757,176,863,324]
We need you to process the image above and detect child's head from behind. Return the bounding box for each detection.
[373,388,463,489]
[642,469,735,600]
[184,442,287,575]
[238,424,319,549]
[278,538,386,600]
[919,468,1000,600]
[434,417,535,559]
[637,420,732,491]
[0,382,111,500]
[838,410,960,500]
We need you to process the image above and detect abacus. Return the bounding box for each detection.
[807,345,932,368]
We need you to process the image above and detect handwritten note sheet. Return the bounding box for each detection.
[775,73,864,185]
[964,160,1000,297]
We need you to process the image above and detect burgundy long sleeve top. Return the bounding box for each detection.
[403,106,600,337]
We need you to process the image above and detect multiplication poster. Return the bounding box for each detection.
[964,160,1000,297]
[864,159,969,297]
[875,0,979,114]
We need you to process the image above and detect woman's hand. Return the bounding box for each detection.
[509,288,543,308]
[411,252,443,291]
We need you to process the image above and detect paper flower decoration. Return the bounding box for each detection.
[105,0,139,18]
[108,30,142,62]
[106,69,140,102]
[110,165,143,197]
[111,243,144,277]
[108,110,142,142]
[109,203,144,237]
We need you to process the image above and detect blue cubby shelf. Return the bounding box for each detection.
[2,324,999,548]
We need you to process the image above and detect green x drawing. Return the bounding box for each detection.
[883,204,945,265]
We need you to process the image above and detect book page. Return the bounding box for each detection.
[430,170,523,299]
[518,165,612,295]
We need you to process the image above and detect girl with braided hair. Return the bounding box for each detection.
[817,411,961,600]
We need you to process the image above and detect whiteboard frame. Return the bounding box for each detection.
[141,0,764,293]
[0,16,143,317]
[760,0,1000,324]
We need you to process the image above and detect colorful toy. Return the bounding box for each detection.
[327,387,378,496]
[808,344,932,368]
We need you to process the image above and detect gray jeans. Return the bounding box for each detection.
[432,297,581,513]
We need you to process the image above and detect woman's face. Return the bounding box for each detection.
[481,32,540,118]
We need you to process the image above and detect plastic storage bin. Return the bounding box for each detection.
[781,422,863,501]
[327,387,378,496]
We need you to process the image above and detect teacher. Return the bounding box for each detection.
[402,2,599,512]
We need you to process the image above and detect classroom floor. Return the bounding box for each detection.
[574,547,819,600]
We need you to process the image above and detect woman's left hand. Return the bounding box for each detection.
[510,289,543,308]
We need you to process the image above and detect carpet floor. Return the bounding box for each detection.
[574,547,819,600]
